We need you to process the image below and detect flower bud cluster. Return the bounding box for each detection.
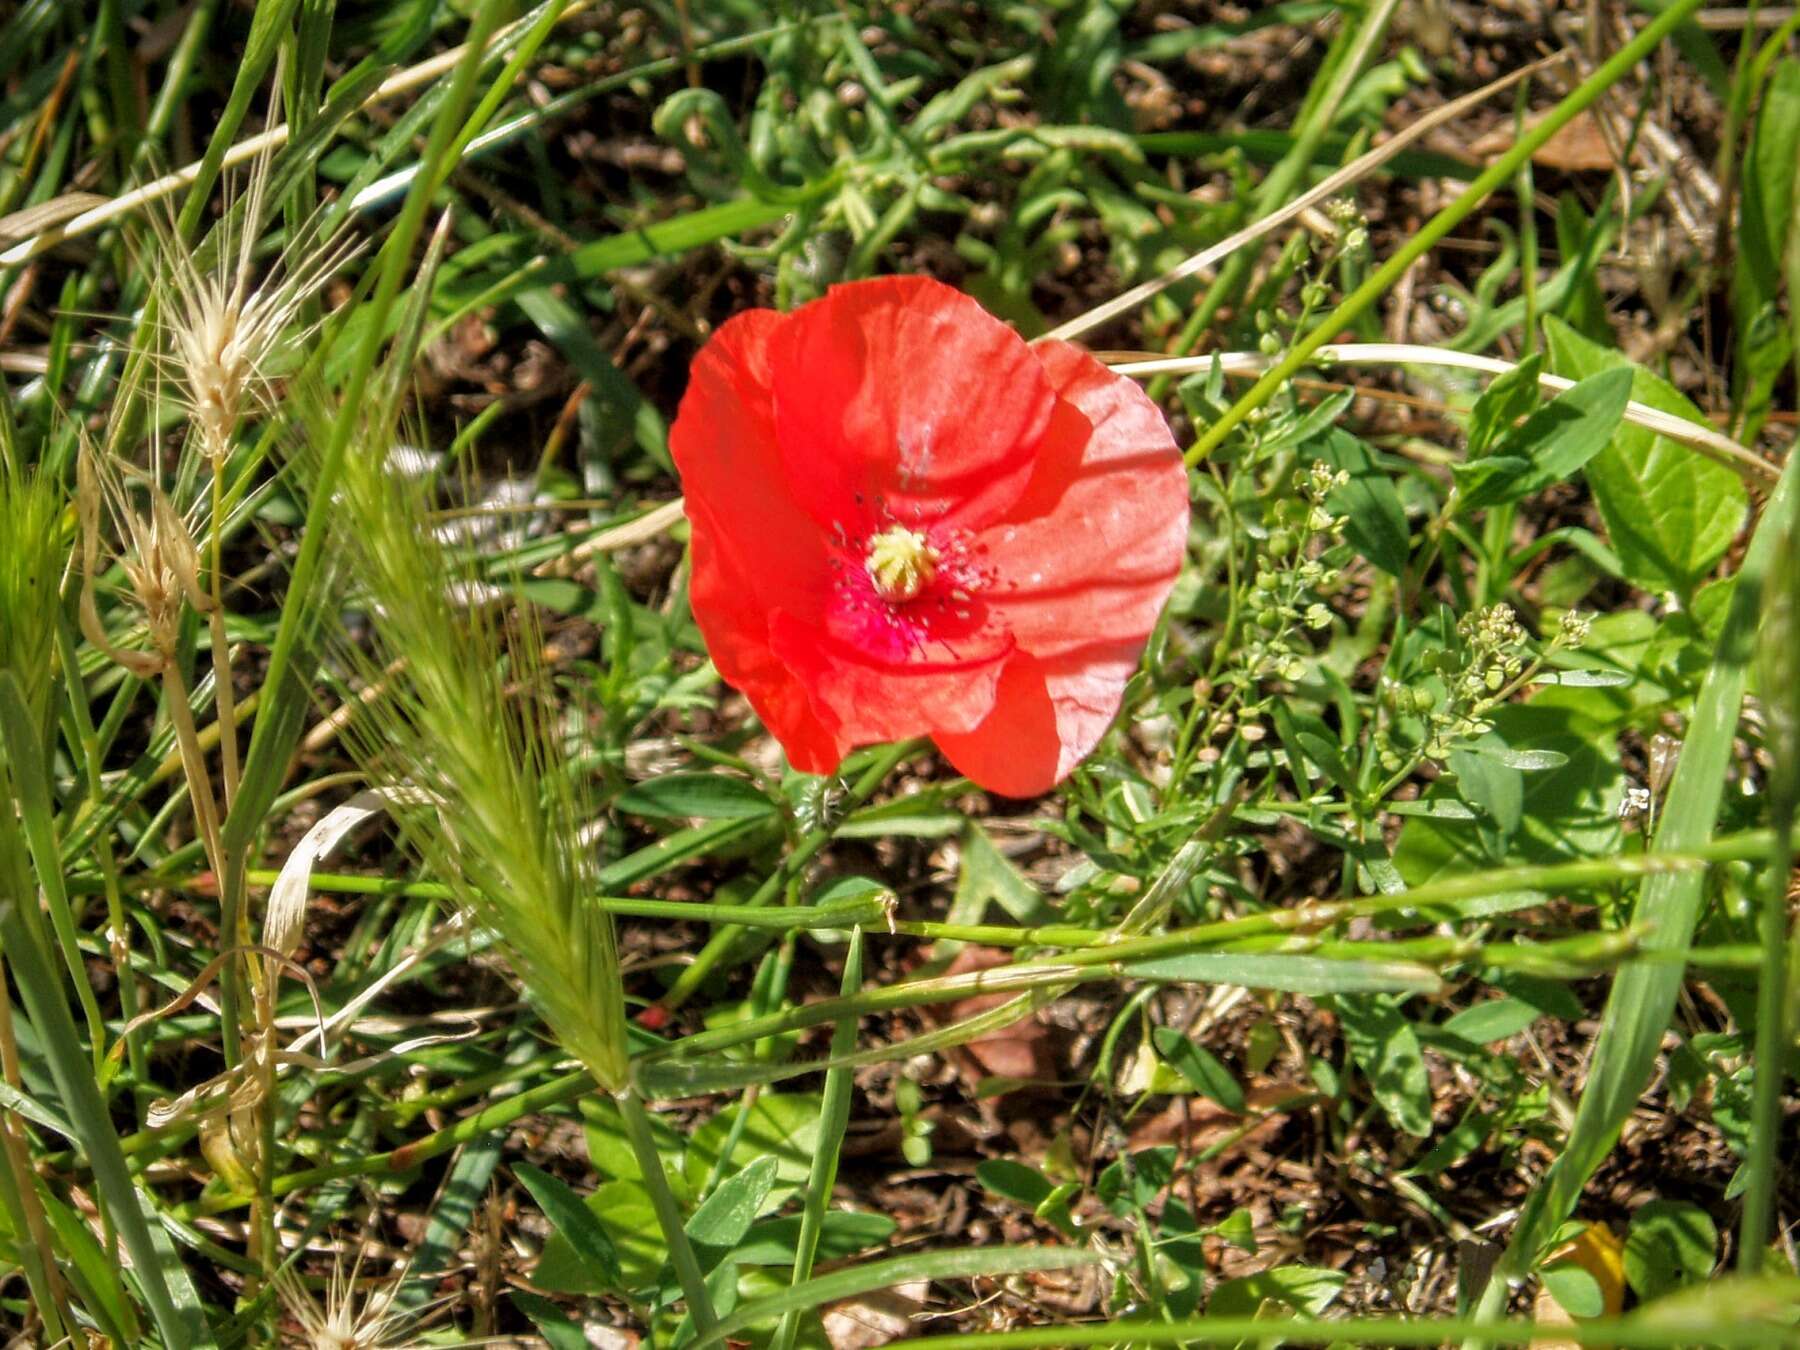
[1376,603,1592,767]
[1324,198,1371,263]
[1237,463,1348,684]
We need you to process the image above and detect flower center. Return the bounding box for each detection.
[864,525,938,603]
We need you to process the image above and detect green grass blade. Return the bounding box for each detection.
[618,1089,718,1335]
[0,690,213,1345]
[1186,0,1709,466]
[1491,449,1800,1288]
[231,0,512,852]
[808,1285,1800,1348]
[771,926,865,1350]
[0,674,107,1070]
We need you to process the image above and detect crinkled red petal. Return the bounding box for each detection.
[670,309,849,772]
[768,276,1057,534]
[768,609,1011,746]
[973,339,1189,661]
[933,643,1145,797]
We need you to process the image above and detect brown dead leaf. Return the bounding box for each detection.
[821,1279,928,1349]
[1468,109,1625,172]
[939,946,1059,1088]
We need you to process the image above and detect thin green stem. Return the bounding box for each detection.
[1740,814,1792,1274]
[772,928,863,1350]
[230,0,512,854]
[0,861,209,1344]
[617,1089,718,1336]
[887,1308,1800,1350]
[1151,0,1397,393]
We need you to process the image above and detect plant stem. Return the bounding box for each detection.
[771,928,863,1350]
[1739,812,1792,1274]
[617,1088,718,1336]
[0,832,208,1345]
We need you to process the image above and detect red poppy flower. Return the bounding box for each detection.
[670,275,1189,797]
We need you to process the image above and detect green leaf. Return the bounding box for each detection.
[1737,61,1800,319]
[1151,1027,1247,1111]
[516,286,670,471]
[397,1138,502,1315]
[1440,998,1541,1045]
[37,1187,138,1344]
[1458,367,1633,512]
[1448,743,1524,838]
[534,1180,666,1292]
[1534,668,1632,687]
[1624,1199,1718,1300]
[1208,1266,1347,1318]
[954,821,1056,925]
[1396,705,1623,900]
[512,1291,590,1350]
[1406,1100,1498,1177]
[731,1212,895,1267]
[1467,353,1545,458]
[1543,1259,1607,1318]
[976,1158,1056,1210]
[1334,994,1433,1137]
[1496,451,1800,1281]
[683,1093,821,1195]
[1097,1146,1179,1216]
[1544,316,1748,596]
[1462,742,1571,772]
[516,1162,625,1293]
[1210,1207,1258,1254]
[1295,729,1359,796]
[0,1078,74,1142]
[615,772,780,821]
[580,1095,686,1191]
[687,1154,780,1254]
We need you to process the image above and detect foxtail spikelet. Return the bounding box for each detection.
[0,443,72,724]
[148,81,358,465]
[75,439,209,676]
[324,410,631,1093]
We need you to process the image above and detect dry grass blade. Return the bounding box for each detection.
[1104,345,1778,480]
[1045,53,1569,344]
[0,0,595,268]
[534,496,687,577]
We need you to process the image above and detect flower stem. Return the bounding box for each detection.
[207,466,240,812]
[617,1088,717,1336]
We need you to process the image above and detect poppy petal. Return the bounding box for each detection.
[769,276,1056,534]
[769,609,1012,746]
[976,339,1189,661]
[933,643,1142,797]
[672,309,850,772]
[688,504,849,773]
